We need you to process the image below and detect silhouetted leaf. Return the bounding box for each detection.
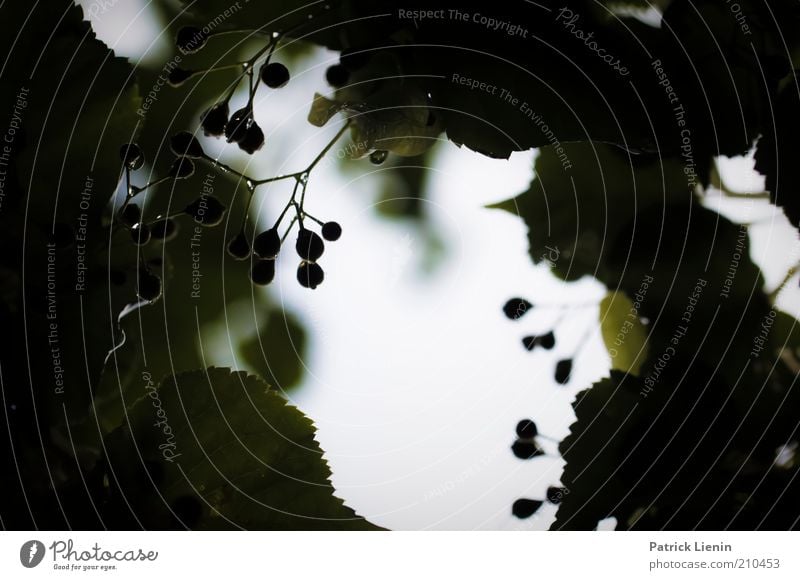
[489,142,701,282]
[755,83,800,228]
[105,367,382,530]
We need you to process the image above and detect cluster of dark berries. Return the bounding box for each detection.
[117,134,231,303]
[505,297,557,353]
[511,486,569,520]
[511,419,545,460]
[201,94,271,154]
[227,215,342,290]
[503,296,578,385]
[170,28,293,155]
[123,123,349,292]
[508,419,570,519]
[136,23,355,294]
[503,296,587,519]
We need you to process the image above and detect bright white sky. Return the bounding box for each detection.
[80,0,800,530]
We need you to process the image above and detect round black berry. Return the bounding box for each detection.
[184,196,226,227]
[238,122,264,154]
[503,297,532,320]
[321,221,342,241]
[512,498,543,519]
[225,107,251,144]
[369,150,388,165]
[120,203,141,226]
[119,143,144,170]
[130,223,151,246]
[169,157,195,179]
[253,228,281,259]
[546,486,567,505]
[260,62,290,88]
[151,218,178,241]
[522,332,556,351]
[515,419,538,439]
[297,261,324,289]
[325,64,349,87]
[554,359,573,385]
[169,131,204,158]
[226,230,251,260]
[295,228,324,261]
[250,259,276,285]
[539,331,556,350]
[137,268,162,302]
[176,26,206,54]
[522,336,539,351]
[200,102,229,137]
[511,440,544,460]
[167,67,194,87]
[340,48,370,71]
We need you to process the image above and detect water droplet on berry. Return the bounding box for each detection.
[369,150,388,165]
[225,107,252,144]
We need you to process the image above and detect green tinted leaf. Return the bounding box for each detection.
[599,292,649,376]
[348,82,443,158]
[308,93,341,127]
[239,310,307,392]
